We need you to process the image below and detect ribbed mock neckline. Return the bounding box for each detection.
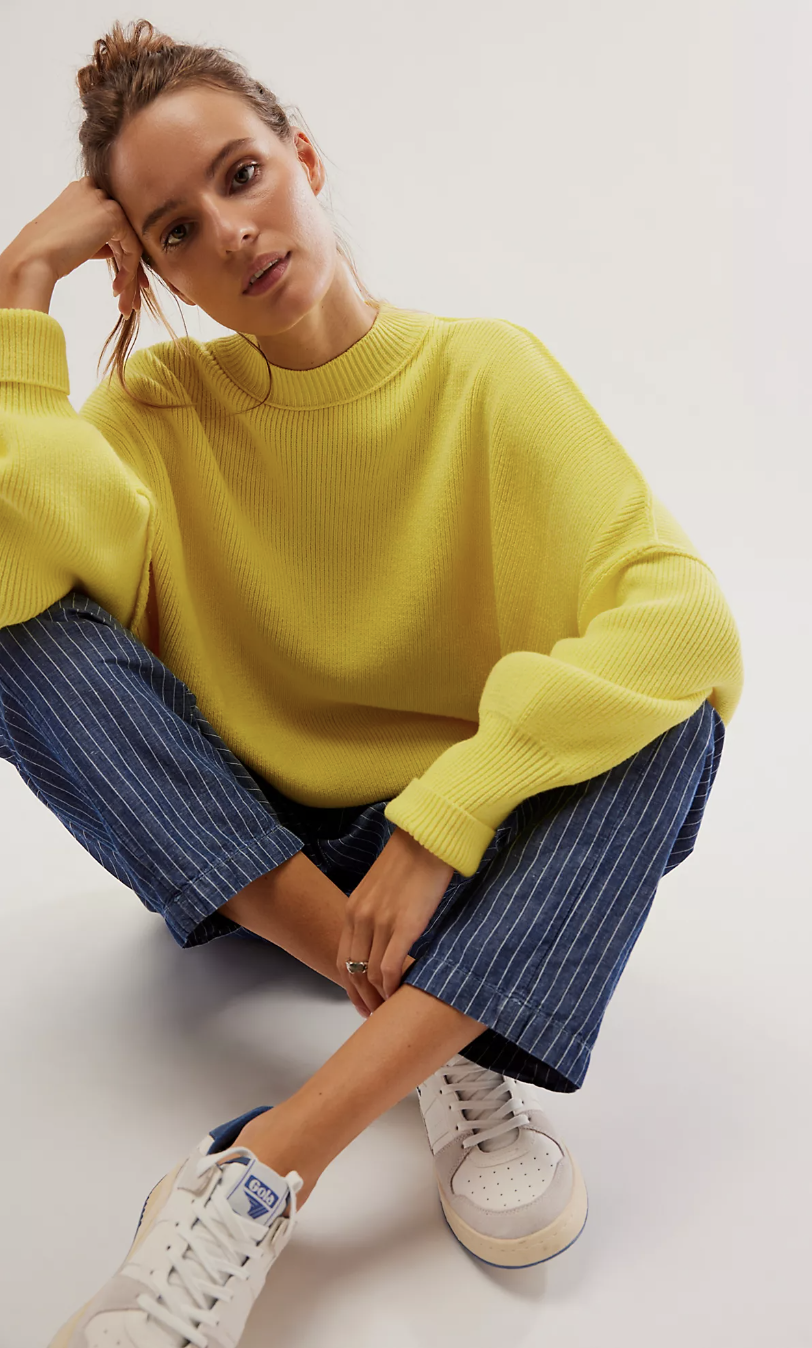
[210,301,436,409]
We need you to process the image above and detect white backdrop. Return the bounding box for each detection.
[0,3,807,1345]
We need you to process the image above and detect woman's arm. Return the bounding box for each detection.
[0,307,157,633]
[0,249,57,314]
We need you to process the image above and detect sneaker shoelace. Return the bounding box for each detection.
[135,1148,300,1348]
[443,1057,531,1153]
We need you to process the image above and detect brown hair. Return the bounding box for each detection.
[75,17,389,411]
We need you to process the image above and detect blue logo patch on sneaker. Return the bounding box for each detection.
[245,1175,280,1219]
[225,1159,286,1227]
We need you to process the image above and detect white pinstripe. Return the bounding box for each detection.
[0,593,722,1087]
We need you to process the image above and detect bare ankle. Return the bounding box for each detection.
[230,1114,321,1213]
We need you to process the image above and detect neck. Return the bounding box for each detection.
[252,258,379,372]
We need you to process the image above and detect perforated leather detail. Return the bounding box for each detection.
[59,1275,150,1345]
[445,1147,576,1241]
[76,1283,233,1348]
[416,1057,583,1243]
[84,1309,146,1346]
[82,1310,229,1348]
[451,1127,563,1206]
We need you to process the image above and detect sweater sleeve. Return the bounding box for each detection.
[0,308,157,633]
[384,321,745,876]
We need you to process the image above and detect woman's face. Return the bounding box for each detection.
[108,85,339,336]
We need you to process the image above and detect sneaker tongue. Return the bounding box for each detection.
[154,1155,291,1348]
[220,1154,290,1227]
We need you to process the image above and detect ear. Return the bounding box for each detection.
[292,129,325,196]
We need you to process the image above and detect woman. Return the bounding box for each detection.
[0,18,743,1347]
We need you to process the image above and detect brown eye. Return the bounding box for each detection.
[160,161,262,252]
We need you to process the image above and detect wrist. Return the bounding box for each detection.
[0,248,57,313]
[392,826,454,875]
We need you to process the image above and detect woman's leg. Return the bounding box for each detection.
[220,859,488,1210]
[218,856,417,1013]
[0,591,487,1212]
[0,585,414,1014]
[233,983,486,1212]
[0,591,722,1226]
[230,697,726,1210]
[0,591,315,950]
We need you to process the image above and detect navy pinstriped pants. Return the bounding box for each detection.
[0,591,725,1092]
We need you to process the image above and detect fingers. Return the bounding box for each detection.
[109,237,148,318]
[337,889,421,1015]
[352,910,392,1009]
[378,929,416,1001]
[336,914,384,1019]
[339,904,414,1009]
[113,261,146,317]
[368,921,395,1001]
[114,222,144,317]
[355,974,383,1018]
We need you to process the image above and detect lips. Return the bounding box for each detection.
[243,252,288,293]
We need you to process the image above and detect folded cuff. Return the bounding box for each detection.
[161,826,306,949]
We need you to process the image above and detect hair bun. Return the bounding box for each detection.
[77,18,177,96]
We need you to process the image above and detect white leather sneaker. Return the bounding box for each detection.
[47,1105,302,1347]
[416,1053,588,1268]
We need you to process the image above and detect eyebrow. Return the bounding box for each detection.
[140,137,254,238]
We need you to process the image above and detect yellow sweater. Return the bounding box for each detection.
[0,301,744,876]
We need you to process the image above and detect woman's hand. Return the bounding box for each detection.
[336,827,455,1016]
[2,175,150,317]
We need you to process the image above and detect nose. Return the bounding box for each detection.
[209,205,256,256]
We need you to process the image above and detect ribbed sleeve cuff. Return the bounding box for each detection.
[384,710,564,876]
[0,308,70,393]
[384,779,495,878]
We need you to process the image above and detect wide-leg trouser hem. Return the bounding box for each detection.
[165,828,306,949]
[401,953,589,1093]
[392,699,724,1092]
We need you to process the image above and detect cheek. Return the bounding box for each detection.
[295,200,335,258]
[282,174,332,248]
